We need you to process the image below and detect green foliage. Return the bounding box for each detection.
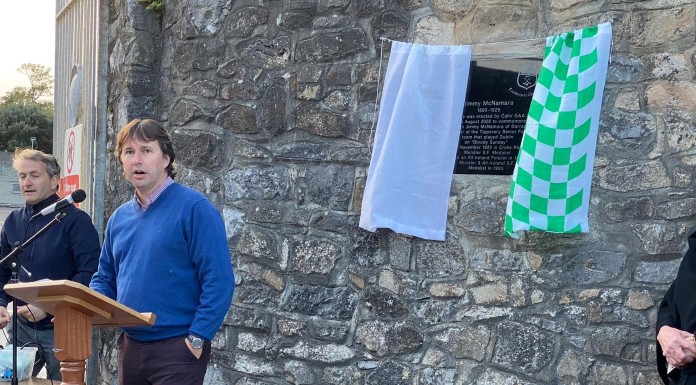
[18,63,53,102]
[0,63,54,107]
[1,87,34,106]
[0,103,53,152]
[137,0,163,12]
[0,63,54,153]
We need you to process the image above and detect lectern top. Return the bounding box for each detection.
[4,279,155,327]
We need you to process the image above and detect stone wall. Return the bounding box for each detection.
[98,0,696,384]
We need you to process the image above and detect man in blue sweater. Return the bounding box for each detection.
[0,149,101,381]
[90,118,235,385]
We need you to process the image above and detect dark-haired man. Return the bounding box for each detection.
[90,118,235,385]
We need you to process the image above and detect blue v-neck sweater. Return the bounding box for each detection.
[90,183,235,342]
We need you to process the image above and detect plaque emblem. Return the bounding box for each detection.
[516,73,537,90]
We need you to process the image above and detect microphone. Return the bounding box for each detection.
[37,189,87,217]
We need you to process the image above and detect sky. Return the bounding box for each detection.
[0,2,55,96]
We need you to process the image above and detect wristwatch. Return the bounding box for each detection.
[186,334,204,349]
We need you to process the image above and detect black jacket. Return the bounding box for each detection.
[656,231,696,385]
[0,194,100,329]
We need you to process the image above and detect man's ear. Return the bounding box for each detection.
[50,175,60,192]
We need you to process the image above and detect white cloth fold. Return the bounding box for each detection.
[359,41,472,241]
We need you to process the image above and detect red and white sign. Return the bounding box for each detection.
[61,125,82,201]
[66,130,76,174]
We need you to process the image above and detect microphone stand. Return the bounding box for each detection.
[0,211,68,385]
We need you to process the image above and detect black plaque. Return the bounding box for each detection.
[455,59,541,175]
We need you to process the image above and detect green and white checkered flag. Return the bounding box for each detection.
[505,23,612,238]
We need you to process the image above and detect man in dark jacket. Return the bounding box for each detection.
[657,230,696,385]
[0,149,100,381]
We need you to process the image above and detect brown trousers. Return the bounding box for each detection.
[117,333,210,385]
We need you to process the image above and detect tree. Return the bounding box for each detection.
[1,86,35,107]
[0,63,54,152]
[0,63,54,106]
[17,63,53,102]
[0,103,53,152]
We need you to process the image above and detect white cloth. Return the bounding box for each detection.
[359,41,472,241]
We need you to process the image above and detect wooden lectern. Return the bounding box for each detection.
[4,280,156,385]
